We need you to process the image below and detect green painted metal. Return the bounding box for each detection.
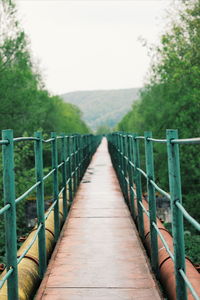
[0,268,13,289]
[1,128,199,298]
[120,134,126,199]
[127,135,135,217]
[166,129,187,300]
[144,131,159,276]
[14,137,39,142]
[171,137,200,144]
[15,181,40,204]
[17,224,42,264]
[74,135,78,192]
[77,135,80,186]
[66,136,73,205]
[120,135,125,193]
[79,136,83,179]
[71,137,75,194]
[0,203,11,216]
[152,221,174,260]
[107,130,200,299]
[61,133,67,220]
[34,132,47,278]
[2,129,19,300]
[123,135,129,204]
[179,269,200,300]
[175,201,200,231]
[51,132,60,241]
[0,130,101,298]
[132,134,144,239]
[0,139,9,145]
[77,136,81,183]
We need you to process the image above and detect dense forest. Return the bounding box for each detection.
[118,1,200,262]
[0,0,89,262]
[0,1,89,136]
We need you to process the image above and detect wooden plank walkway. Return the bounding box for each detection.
[35,139,162,300]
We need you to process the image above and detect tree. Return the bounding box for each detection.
[118,0,200,225]
[0,0,90,264]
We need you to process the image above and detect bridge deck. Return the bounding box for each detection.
[35,139,162,300]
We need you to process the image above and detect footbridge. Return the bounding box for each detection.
[0,130,199,300]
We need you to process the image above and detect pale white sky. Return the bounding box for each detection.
[15,0,177,95]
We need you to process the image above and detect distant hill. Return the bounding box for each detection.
[60,88,140,131]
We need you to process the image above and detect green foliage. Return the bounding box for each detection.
[0,1,89,137]
[163,224,200,264]
[185,234,200,264]
[0,0,90,264]
[117,0,200,263]
[96,125,112,135]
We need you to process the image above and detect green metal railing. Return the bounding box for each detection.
[0,129,101,300]
[107,130,200,300]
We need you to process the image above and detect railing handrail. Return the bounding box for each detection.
[107,130,200,300]
[0,129,101,300]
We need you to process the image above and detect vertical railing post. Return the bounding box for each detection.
[127,135,135,217]
[144,131,159,276]
[72,135,76,193]
[34,132,46,278]
[132,134,144,239]
[122,134,129,204]
[70,136,74,195]
[77,135,81,185]
[119,134,124,191]
[120,134,126,198]
[85,135,88,169]
[88,135,91,160]
[117,134,122,184]
[112,134,116,169]
[66,136,73,205]
[79,135,83,180]
[79,136,83,179]
[84,135,87,168]
[75,135,78,191]
[86,135,90,166]
[166,129,187,300]
[71,136,76,195]
[82,136,85,176]
[61,133,67,220]
[117,134,122,190]
[113,133,121,185]
[82,136,85,173]
[112,134,117,173]
[51,132,59,241]
[2,129,18,300]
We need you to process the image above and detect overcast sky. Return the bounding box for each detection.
[15,0,176,95]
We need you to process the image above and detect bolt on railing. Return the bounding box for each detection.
[0,129,101,300]
[107,130,200,300]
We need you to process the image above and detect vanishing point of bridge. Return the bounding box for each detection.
[35,139,161,299]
